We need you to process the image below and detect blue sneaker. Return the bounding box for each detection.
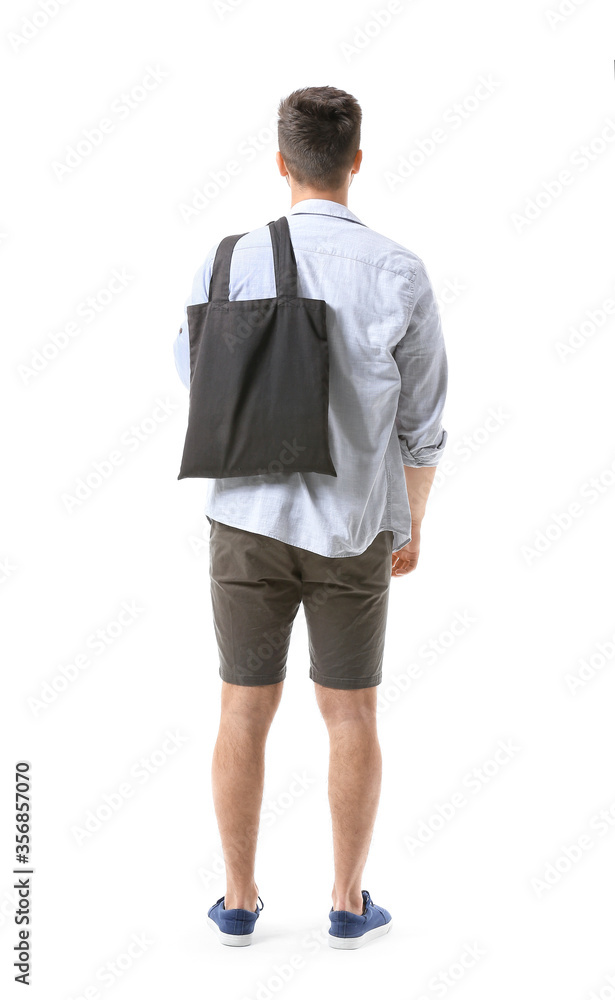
[328,889,392,949]
[207,893,264,946]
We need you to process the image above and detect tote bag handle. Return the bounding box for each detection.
[208,217,297,302]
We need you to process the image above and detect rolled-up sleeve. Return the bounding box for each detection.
[393,258,448,467]
[173,247,217,390]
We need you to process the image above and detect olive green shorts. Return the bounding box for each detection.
[208,518,394,689]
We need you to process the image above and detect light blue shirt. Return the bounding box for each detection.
[173,198,448,557]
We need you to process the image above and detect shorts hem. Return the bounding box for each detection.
[309,667,382,690]
[219,668,287,687]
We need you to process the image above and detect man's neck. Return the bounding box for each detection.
[289,189,349,208]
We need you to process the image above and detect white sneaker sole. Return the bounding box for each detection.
[328,919,392,949]
[207,915,255,946]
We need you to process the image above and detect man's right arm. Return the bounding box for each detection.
[392,258,448,575]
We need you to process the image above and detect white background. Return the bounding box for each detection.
[2,0,615,996]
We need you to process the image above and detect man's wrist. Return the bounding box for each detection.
[403,465,437,527]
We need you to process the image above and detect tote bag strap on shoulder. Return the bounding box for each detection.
[266,216,297,300]
[208,216,298,302]
[208,232,248,302]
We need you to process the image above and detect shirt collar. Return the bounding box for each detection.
[288,198,366,227]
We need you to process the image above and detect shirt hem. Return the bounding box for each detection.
[205,511,405,559]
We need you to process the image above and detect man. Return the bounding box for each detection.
[173,86,448,949]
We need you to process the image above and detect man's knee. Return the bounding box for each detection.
[314,683,378,728]
[220,679,284,730]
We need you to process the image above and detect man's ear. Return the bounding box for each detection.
[275,151,287,178]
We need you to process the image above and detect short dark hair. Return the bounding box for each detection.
[277,86,362,190]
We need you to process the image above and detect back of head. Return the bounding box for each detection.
[277,86,362,190]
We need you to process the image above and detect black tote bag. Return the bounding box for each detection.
[177,215,337,480]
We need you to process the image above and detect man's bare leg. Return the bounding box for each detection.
[314,683,382,916]
[211,680,284,910]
